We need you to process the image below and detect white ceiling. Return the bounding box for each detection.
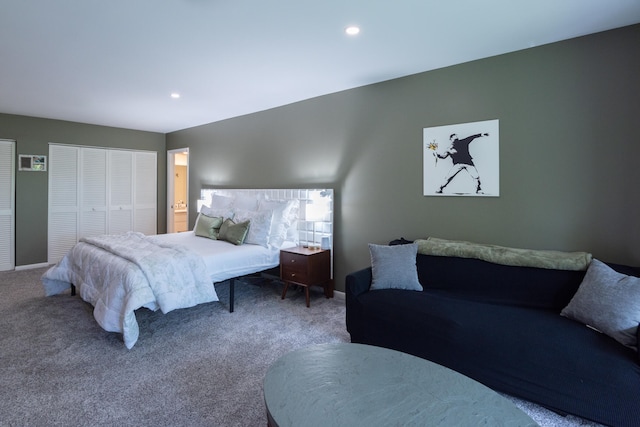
[1,0,639,134]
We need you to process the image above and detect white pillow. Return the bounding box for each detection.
[232,194,259,211]
[210,194,234,210]
[259,199,297,248]
[200,205,234,220]
[233,208,273,248]
[283,200,300,243]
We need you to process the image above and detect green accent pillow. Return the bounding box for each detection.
[194,213,224,240]
[218,218,250,245]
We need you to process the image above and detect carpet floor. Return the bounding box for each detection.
[0,267,603,426]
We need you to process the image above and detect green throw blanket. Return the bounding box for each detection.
[415,237,592,271]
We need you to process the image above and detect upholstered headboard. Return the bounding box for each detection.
[198,187,334,256]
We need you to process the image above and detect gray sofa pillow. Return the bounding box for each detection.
[561,259,640,350]
[369,243,423,291]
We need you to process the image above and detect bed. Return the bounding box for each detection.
[41,188,334,348]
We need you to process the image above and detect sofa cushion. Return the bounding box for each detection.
[349,288,639,427]
[369,243,422,291]
[561,259,640,350]
[415,254,586,310]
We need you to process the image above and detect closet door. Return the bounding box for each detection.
[48,144,80,264]
[108,150,133,235]
[0,139,15,271]
[79,147,107,238]
[47,146,158,263]
[134,151,157,235]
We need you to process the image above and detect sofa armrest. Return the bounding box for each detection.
[637,323,640,365]
[345,267,373,337]
[346,267,373,299]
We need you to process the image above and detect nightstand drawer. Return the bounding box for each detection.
[281,252,308,274]
[281,268,309,283]
[281,252,309,284]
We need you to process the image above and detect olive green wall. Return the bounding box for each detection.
[167,24,640,292]
[0,114,166,266]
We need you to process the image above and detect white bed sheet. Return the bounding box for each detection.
[149,231,294,283]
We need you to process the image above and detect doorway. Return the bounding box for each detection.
[167,148,189,233]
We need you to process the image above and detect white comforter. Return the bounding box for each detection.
[42,232,218,348]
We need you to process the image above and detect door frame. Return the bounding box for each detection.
[166,148,189,233]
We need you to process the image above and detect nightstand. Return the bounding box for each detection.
[280,246,333,307]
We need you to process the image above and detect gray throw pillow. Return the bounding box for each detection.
[369,243,423,291]
[561,259,640,350]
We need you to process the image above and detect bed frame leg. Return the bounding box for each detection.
[70,284,76,296]
[229,279,235,313]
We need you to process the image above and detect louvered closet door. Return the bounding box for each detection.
[134,151,157,235]
[48,145,79,264]
[0,139,15,271]
[79,148,107,238]
[108,150,133,235]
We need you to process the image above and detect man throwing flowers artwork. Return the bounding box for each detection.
[435,132,489,194]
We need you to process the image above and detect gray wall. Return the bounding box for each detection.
[0,114,166,266]
[167,24,640,292]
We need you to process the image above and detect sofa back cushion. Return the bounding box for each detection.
[416,254,587,310]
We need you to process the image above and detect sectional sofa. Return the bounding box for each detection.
[346,237,640,427]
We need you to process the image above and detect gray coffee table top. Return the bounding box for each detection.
[264,343,538,427]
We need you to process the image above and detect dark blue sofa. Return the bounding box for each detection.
[346,247,640,427]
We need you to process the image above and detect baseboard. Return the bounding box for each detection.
[333,290,345,301]
[14,262,50,271]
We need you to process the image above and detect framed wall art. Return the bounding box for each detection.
[423,119,499,197]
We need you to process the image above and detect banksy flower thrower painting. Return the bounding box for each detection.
[423,119,499,197]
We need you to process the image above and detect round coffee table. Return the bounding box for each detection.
[264,343,538,427]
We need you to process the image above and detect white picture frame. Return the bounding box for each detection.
[423,119,499,197]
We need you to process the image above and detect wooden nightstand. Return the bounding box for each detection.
[280,247,333,307]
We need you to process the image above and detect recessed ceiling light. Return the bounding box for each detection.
[345,26,360,36]
[170,92,181,99]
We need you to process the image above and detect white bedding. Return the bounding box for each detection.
[41,231,288,349]
[149,231,289,283]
